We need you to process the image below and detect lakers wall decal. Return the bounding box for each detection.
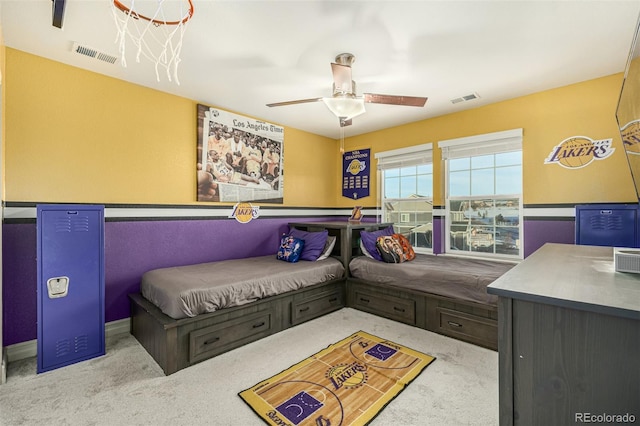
[620,119,640,155]
[544,136,615,169]
[230,202,260,223]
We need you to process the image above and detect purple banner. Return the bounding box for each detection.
[342,148,370,200]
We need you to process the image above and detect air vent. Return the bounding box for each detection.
[450,92,480,104]
[72,42,118,64]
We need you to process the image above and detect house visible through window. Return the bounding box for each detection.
[375,143,433,252]
[439,129,523,259]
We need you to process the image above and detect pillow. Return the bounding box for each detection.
[376,235,405,263]
[288,227,329,261]
[316,235,336,261]
[394,233,416,262]
[360,239,374,259]
[359,225,394,261]
[277,234,305,263]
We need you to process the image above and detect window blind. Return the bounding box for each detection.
[439,129,522,160]
[375,143,433,170]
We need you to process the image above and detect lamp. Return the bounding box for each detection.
[322,94,366,120]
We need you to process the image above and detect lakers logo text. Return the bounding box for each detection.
[544,136,614,169]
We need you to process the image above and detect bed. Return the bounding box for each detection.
[130,256,345,375]
[141,255,345,320]
[347,254,516,350]
[129,221,394,375]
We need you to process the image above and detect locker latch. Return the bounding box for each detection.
[47,277,69,298]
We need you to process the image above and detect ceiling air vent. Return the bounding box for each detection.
[450,92,480,104]
[72,42,118,64]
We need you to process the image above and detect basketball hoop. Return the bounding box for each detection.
[111,0,194,84]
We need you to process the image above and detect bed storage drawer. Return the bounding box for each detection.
[189,310,273,363]
[292,288,344,325]
[436,307,497,349]
[352,289,416,325]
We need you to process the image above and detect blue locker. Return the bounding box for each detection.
[37,204,105,373]
[575,203,639,248]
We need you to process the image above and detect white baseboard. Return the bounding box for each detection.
[4,318,131,363]
[1,349,6,384]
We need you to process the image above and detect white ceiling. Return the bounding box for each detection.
[1,0,639,139]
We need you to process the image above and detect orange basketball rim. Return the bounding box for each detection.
[112,0,194,25]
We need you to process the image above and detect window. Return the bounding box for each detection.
[439,129,523,259]
[375,144,433,252]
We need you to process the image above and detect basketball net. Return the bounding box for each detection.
[111,0,194,84]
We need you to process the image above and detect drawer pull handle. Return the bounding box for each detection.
[393,307,405,313]
[329,297,338,302]
[447,321,463,328]
[204,337,220,345]
[360,298,370,303]
[253,321,266,328]
[299,307,310,312]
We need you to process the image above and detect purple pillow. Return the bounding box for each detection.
[288,227,329,261]
[360,226,394,261]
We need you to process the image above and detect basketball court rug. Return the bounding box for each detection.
[239,330,436,426]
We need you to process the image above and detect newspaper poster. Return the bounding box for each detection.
[197,103,284,203]
[342,148,370,200]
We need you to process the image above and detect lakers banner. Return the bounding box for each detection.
[239,331,435,426]
[343,149,370,200]
[196,104,284,203]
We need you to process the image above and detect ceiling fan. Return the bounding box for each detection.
[266,53,428,127]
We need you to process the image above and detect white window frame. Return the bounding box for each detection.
[439,129,523,260]
[375,143,434,253]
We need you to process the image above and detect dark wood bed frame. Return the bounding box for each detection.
[129,221,501,375]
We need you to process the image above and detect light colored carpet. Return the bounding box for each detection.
[0,308,498,425]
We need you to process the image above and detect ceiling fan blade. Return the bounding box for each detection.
[266,98,322,107]
[364,93,428,107]
[331,63,353,94]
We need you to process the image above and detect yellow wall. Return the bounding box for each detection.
[340,74,637,207]
[4,48,637,208]
[4,48,338,206]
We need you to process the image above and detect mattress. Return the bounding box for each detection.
[349,254,516,306]
[141,255,345,319]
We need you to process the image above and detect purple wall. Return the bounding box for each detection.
[3,224,37,347]
[523,219,576,257]
[2,214,576,346]
[3,217,334,346]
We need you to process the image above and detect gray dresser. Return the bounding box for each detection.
[487,243,639,426]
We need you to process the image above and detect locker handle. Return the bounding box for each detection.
[46,277,70,299]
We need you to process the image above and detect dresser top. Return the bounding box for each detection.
[487,243,640,320]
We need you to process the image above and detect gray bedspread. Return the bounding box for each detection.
[349,254,516,306]
[141,255,345,319]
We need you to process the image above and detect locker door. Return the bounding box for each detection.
[37,205,105,373]
[576,205,638,247]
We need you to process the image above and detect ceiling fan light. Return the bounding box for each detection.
[321,96,366,120]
